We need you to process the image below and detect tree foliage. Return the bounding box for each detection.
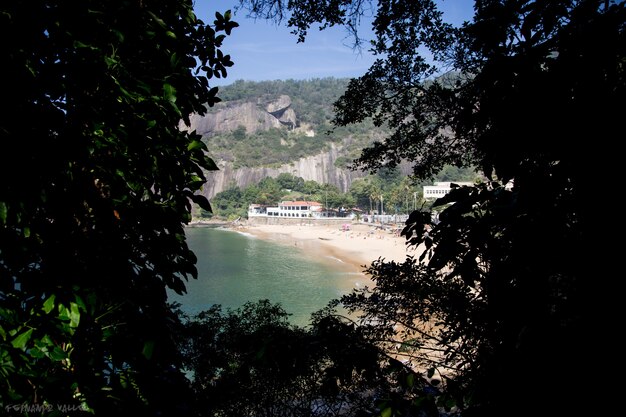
[239,0,625,415]
[0,0,236,413]
[177,300,444,417]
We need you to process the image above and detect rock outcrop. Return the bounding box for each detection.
[182,94,370,199]
[199,143,364,199]
[277,108,297,129]
[181,94,300,136]
[265,95,291,114]
[181,102,282,136]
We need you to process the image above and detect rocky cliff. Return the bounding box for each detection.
[181,94,300,136]
[199,143,362,199]
[183,94,368,199]
[182,101,281,135]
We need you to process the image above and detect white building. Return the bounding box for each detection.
[247,204,267,217]
[423,180,514,199]
[248,201,359,219]
[263,201,324,218]
[423,182,474,199]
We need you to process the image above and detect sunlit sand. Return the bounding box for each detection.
[239,223,420,284]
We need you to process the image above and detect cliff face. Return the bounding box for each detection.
[199,143,363,199]
[181,94,300,136]
[182,101,282,135]
[183,94,367,199]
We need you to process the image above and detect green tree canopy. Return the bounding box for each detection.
[1,0,236,413]
[275,173,306,192]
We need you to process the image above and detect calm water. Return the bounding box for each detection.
[168,226,362,326]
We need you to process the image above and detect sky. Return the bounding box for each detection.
[194,0,475,86]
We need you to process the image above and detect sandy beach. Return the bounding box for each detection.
[237,222,420,279]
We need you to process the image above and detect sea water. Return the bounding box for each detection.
[168,226,359,326]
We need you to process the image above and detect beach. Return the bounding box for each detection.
[238,222,420,278]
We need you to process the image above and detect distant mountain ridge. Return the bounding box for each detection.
[184,78,388,199]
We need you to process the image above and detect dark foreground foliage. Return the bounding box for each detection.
[177,300,451,417]
[2,0,623,415]
[239,0,625,415]
[1,0,236,414]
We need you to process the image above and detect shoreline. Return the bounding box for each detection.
[233,222,419,281]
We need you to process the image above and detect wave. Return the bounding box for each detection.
[325,256,345,263]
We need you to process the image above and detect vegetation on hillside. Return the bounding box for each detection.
[204,167,480,220]
[203,78,385,168]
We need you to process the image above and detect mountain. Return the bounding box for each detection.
[181,78,388,199]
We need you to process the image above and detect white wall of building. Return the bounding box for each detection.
[423,182,474,199]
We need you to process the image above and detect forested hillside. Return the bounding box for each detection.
[184,78,391,198]
[206,78,397,169]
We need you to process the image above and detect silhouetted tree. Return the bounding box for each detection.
[238,0,625,415]
[0,1,236,414]
[177,300,440,417]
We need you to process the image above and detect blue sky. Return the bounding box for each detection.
[194,1,475,86]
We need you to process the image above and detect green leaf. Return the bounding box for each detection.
[142,340,155,360]
[59,302,81,328]
[190,175,205,185]
[49,346,67,361]
[0,201,7,224]
[73,40,96,50]
[165,30,177,39]
[187,140,206,151]
[104,55,119,68]
[59,304,69,321]
[11,328,33,349]
[69,302,80,328]
[190,194,212,212]
[381,407,393,417]
[204,156,219,171]
[170,52,179,67]
[43,295,56,314]
[163,83,176,103]
[147,11,167,29]
[74,295,86,312]
[40,334,54,346]
[30,347,46,359]
[112,29,124,42]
